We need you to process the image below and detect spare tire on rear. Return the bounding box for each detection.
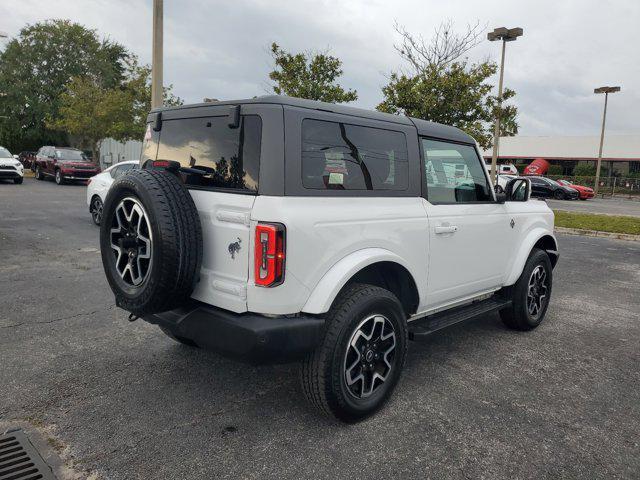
[100,169,203,315]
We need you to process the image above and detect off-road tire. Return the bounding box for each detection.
[100,169,203,315]
[14,177,23,184]
[159,326,199,347]
[300,283,408,423]
[500,248,553,331]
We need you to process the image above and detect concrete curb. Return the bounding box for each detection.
[555,226,640,242]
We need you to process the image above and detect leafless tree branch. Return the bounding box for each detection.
[393,20,484,74]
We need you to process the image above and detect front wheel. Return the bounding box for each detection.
[55,169,64,185]
[553,189,565,200]
[300,283,408,423]
[500,248,553,331]
[35,166,43,180]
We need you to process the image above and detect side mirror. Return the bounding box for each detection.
[505,177,531,202]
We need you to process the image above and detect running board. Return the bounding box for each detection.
[408,296,511,341]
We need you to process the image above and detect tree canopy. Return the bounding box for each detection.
[377,22,518,149]
[268,43,357,103]
[0,20,128,152]
[49,58,182,161]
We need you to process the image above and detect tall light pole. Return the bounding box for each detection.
[487,27,523,184]
[151,0,163,109]
[593,86,620,195]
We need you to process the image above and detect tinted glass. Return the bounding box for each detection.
[155,115,261,192]
[422,139,492,203]
[115,163,137,178]
[55,149,86,161]
[301,119,408,191]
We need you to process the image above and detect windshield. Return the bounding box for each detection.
[55,149,87,161]
[0,147,12,158]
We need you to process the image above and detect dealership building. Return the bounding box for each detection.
[482,135,640,177]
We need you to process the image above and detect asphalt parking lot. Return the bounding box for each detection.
[546,196,640,217]
[1,178,639,480]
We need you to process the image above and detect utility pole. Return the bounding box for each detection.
[487,27,523,185]
[593,86,620,195]
[151,0,163,109]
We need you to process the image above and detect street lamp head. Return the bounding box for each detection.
[594,86,621,94]
[488,27,523,42]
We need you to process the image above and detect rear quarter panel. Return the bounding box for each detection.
[247,196,429,315]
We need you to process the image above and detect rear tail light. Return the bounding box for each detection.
[254,223,286,287]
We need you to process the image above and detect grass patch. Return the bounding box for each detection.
[554,210,640,235]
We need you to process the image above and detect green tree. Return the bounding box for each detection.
[268,43,357,103]
[377,22,518,149]
[0,20,129,152]
[49,57,182,162]
[547,164,563,176]
[573,164,597,176]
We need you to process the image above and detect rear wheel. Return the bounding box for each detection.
[90,196,104,226]
[300,283,408,423]
[500,248,552,331]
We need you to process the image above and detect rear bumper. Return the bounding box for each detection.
[142,302,325,364]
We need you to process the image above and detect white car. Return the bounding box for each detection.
[97,97,557,422]
[86,160,139,225]
[485,163,519,176]
[495,174,518,193]
[0,147,24,184]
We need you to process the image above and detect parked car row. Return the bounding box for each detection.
[495,174,594,201]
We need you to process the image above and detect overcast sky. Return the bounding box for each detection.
[1,0,639,137]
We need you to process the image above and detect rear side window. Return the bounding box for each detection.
[301,119,408,191]
[111,163,137,179]
[155,115,261,192]
[422,139,492,203]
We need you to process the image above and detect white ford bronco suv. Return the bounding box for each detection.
[99,96,558,422]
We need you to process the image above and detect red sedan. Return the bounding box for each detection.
[557,179,594,200]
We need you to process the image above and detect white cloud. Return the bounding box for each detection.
[1,0,638,136]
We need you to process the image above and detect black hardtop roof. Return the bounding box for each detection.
[151,95,475,144]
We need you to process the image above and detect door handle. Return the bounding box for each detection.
[435,225,458,234]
